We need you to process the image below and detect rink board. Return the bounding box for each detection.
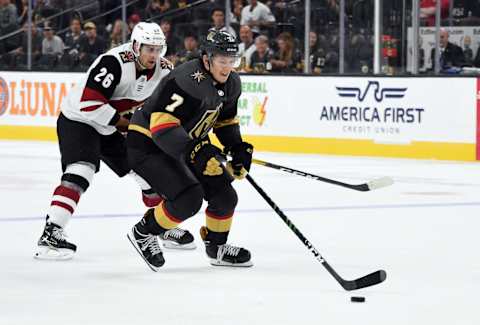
[0,71,478,161]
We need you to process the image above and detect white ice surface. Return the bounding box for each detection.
[1,140,479,325]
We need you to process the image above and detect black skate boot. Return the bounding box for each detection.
[34,218,77,260]
[127,220,165,271]
[200,226,253,267]
[161,228,196,250]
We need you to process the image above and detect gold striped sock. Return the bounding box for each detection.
[205,210,233,233]
[154,201,182,230]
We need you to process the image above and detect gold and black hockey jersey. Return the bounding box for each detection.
[128,58,243,160]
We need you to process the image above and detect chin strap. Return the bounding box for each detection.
[135,57,148,70]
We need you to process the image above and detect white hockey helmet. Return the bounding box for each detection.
[130,22,167,58]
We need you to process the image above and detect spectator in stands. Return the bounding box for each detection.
[347,32,373,74]
[321,0,341,23]
[270,32,301,73]
[451,0,469,19]
[17,0,28,25]
[471,40,480,68]
[430,28,466,71]
[15,22,43,58]
[37,23,64,69]
[170,0,192,26]
[323,50,339,73]
[450,0,480,24]
[33,0,60,26]
[64,17,84,58]
[465,0,480,18]
[146,0,173,21]
[463,35,474,66]
[240,0,276,35]
[160,18,180,58]
[128,13,141,34]
[41,25,65,59]
[108,19,126,49]
[210,7,237,37]
[321,0,374,27]
[66,0,100,22]
[249,34,273,73]
[79,21,106,66]
[0,0,19,52]
[175,32,200,66]
[232,0,244,24]
[238,25,256,69]
[48,0,67,28]
[267,0,301,25]
[308,31,326,74]
[1,21,42,68]
[419,36,426,69]
[420,0,450,26]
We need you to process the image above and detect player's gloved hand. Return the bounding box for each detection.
[189,140,224,176]
[225,142,253,179]
[115,116,130,133]
[121,111,133,121]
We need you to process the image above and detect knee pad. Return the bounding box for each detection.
[165,184,204,220]
[208,184,238,216]
[61,161,95,193]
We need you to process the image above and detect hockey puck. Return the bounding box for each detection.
[350,296,365,303]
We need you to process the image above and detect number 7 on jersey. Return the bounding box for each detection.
[165,93,184,112]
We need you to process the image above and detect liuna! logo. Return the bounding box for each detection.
[336,81,407,102]
[0,77,8,116]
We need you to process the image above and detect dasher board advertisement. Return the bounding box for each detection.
[239,75,476,144]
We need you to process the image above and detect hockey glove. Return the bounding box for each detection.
[189,140,224,176]
[225,142,253,179]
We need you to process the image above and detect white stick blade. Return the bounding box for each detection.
[367,177,394,190]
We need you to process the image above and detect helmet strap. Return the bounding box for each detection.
[135,58,148,71]
[133,42,148,70]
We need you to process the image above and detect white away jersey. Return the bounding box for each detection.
[61,42,171,135]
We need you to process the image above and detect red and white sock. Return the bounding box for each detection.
[47,185,81,228]
[130,171,163,207]
[142,192,163,208]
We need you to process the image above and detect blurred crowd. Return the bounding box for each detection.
[1,0,480,74]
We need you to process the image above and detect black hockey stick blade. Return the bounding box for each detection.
[246,173,387,291]
[341,269,387,291]
[252,158,394,192]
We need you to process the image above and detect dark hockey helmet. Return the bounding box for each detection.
[201,29,240,66]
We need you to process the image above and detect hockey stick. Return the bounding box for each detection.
[246,173,387,291]
[252,158,393,192]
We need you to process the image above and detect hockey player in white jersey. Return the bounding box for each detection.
[35,22,195,260]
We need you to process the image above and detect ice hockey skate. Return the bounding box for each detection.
[200,226,252,267]
[34,219,77,260]
[161,227,196,250]
[127,221,165,271]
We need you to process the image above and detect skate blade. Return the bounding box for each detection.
[34,246,74,260]
[162,240,197,250]
[208,258,253,267]
[127,230,161,272]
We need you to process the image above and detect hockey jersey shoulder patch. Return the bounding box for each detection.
[159,57,174,70]
[119,51,135,63]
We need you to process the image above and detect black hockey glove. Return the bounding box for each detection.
[189,140,224,176]
[225,142,253,180]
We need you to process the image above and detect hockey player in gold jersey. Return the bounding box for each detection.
[126,30,254,271]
